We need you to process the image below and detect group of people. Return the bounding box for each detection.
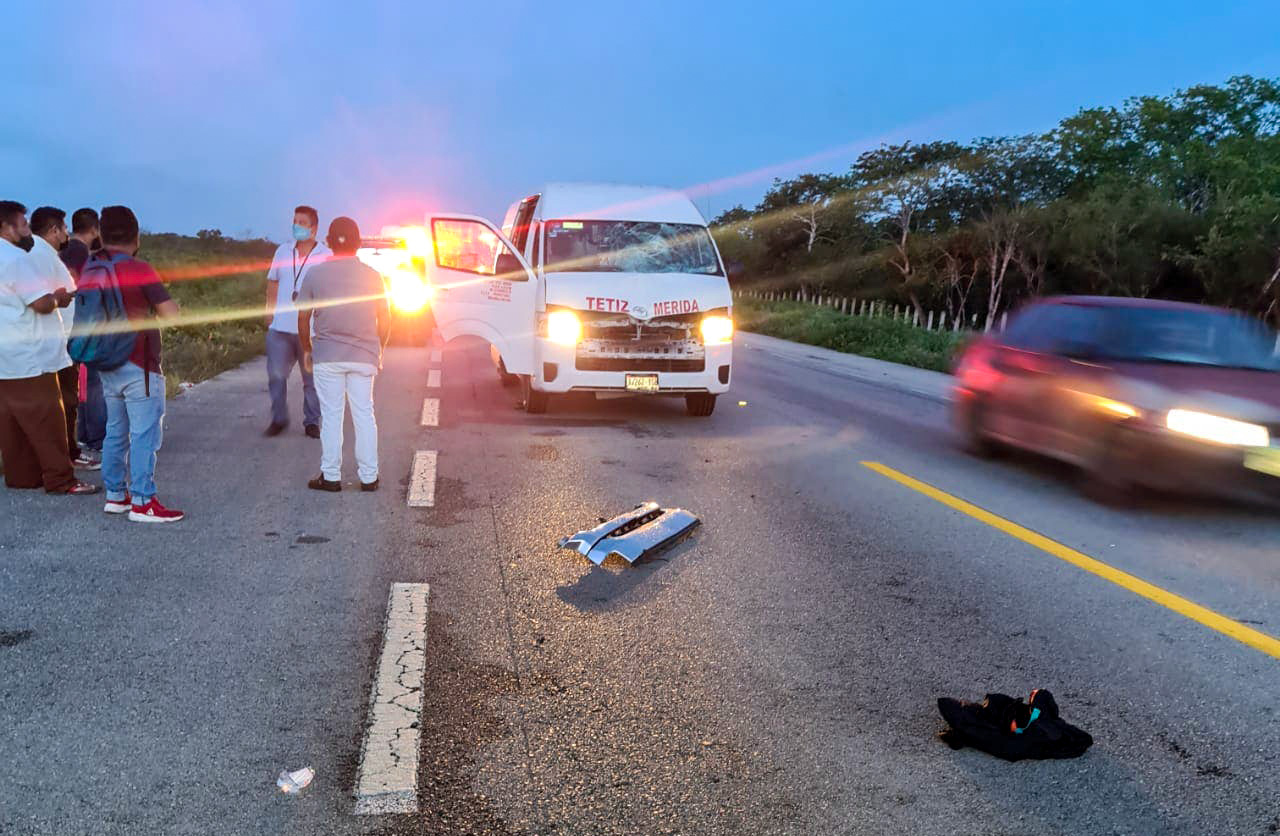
[0,199,391,523]
[265,206,390,492]
[0,202,182,521]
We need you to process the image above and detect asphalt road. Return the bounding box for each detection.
[2,332,1278,835]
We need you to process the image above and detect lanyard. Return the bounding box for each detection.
[291,243,314,300]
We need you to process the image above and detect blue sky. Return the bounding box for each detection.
[2,0,1278,240]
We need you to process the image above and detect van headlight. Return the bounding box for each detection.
[700,315,734,345]
[1166,409,1269,447]
[545,310,582,346]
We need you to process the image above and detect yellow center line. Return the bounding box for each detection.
[861,460,1280,661]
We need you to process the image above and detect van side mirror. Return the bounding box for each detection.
[494,252,523,279]
[725,259,745,284]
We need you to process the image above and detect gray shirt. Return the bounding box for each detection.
[297,256,387,368]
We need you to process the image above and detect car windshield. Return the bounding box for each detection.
[543,220,723,275]
[1099,307,1280,371]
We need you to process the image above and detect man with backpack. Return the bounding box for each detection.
[75,206,184,522]
[0,200,96,495]
[60,208,107,466]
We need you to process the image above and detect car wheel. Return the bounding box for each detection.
[496,356,519,387]
[686,394,717,417]
[1081,426,1139,507]
[961,397,1001,458]
[522,376,549,414]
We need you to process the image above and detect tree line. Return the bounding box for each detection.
[712,76,1280,328]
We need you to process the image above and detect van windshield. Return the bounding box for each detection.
[543,220,723,275]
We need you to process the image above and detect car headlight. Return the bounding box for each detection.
[387,269,432,314]
[700,315,734,345]
[545,310,582,346]
[1166,409,1270,447]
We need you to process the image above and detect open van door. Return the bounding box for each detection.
[425,214,537,375]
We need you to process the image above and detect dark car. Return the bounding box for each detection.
[952,296,1280,503]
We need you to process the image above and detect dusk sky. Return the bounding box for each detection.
[4,0,1278,241]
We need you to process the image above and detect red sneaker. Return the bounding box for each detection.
[104,495,132,514]
[128,497,185,524]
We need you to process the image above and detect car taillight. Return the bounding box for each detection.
[956,339,1000,389]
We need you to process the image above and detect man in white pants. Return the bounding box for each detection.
[297,216,389,492]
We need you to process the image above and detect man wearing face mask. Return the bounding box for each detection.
[0,200,97,495]
[263,205,329,438]
[28,207,97,471]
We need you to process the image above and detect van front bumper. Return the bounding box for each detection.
[534,339,732,395]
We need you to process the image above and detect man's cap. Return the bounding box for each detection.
[328,216,360,249]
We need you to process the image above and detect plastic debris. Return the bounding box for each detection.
[559,502,700,566]
[937,689,1092,761]
[277,767,315,794]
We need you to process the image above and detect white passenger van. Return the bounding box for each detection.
[424,183,734,416]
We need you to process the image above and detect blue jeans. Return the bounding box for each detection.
[77,365,107,452]
[100,363,166,504]
[266,329,320,428]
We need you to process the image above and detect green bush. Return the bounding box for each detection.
[735,298,966,372]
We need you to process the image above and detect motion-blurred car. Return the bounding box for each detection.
[952,296,1280,503]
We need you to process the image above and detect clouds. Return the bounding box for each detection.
[4,0,1276,237]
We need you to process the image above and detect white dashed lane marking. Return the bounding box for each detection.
[354,583,430,815]
[430,348,442,364]
[426,368,442,388]
[407,450,437,508]
[420,398,439,427]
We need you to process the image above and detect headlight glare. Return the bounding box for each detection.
[1166,409,1269,447]
[387,269,431,313]
[701,315,734,344]
[546,310,582,346]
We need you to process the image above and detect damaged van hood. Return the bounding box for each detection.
[543,272,732,318]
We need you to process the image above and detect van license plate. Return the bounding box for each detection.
[1244,448,1280,478]
[625,374,659,394]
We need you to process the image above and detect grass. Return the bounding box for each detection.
[140,233,275,395]
[734,296,967,373]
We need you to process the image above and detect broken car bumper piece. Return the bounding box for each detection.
[558,502,700,565]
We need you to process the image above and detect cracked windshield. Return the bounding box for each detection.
[3,1,1280,835]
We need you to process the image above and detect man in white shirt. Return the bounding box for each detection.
[0,200,96,495]
[264,205,329,438]
[29,206,97,470]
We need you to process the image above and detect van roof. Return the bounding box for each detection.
[536,183,707,226]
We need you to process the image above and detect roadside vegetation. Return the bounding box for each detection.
[735,296,965,373]
[142,229,275,394]
[714,76,1280,329]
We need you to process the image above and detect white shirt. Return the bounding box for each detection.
[0,238,71,378]
[28,235,76,337]
[267,240,330,334]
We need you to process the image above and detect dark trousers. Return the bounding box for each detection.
[77,365,106,452]
[266,329,320,428]
[56,365,81,461]
[0,373,76,492]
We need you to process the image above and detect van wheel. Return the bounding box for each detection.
[496,356,519,387]
[686,394,717,417]
[522,376,549,414]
